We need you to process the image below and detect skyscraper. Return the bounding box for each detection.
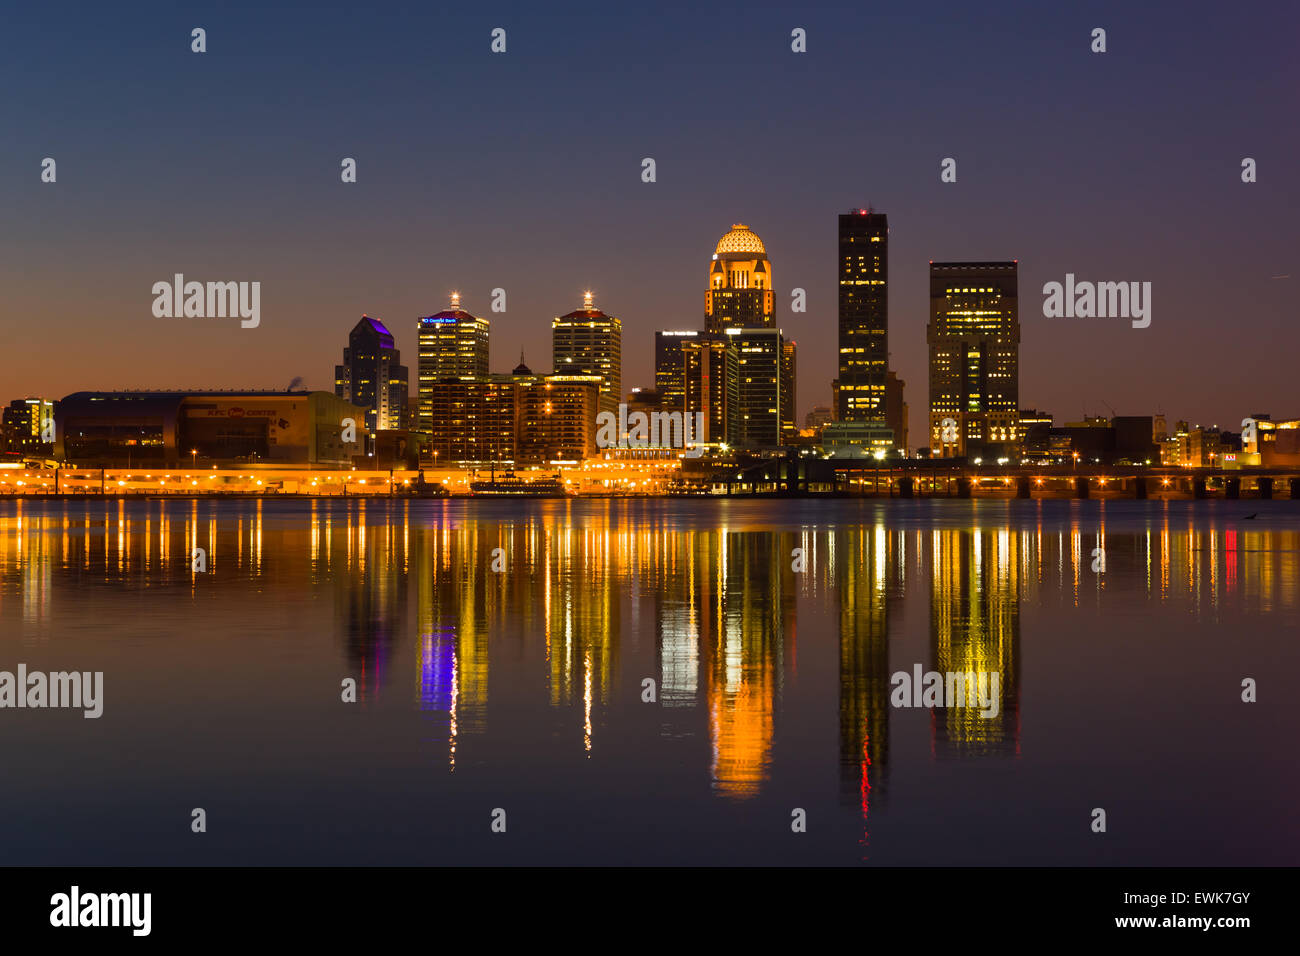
[702,224,794,448]
[654,330,698,414]
[552,291,622,416]
[830,209,892,449]
[927,261,1020,458]
[780,338,798,444]
[681,333,738,445]
[334,315,409,432]
[426,376,518,466]
[705,224,775,331]
[417,292,490,432]
[727,328,786,448]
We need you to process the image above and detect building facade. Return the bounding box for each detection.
[705,224,775,332]
[654,330,698,413]
[425,376,517,466]
[727,327,787,448]
[3,398,54,457]
[834,209,890,436]
[682,333,738,446]
[927,261,1020,458]
[701,225,794,448]
[55,390,368,466]
[334,315,409,432]
[552,292,622,416]
[515,361,601,464]
[781,338,798,445]
[417,293,490,433]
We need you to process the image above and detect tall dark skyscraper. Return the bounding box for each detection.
[830,209,892,450]
[728,328,785,448]
[334,315,409,432]
[927,261,1019,458]
[654,330,698,414]
[681,333,738,445]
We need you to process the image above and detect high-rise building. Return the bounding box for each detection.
[682,333,738,445]
[513,355,601,464]
[927,261,1020,458]
[654,330,698,413]
[426,376,517,466]
[833,209,890,438]
[417,293,490,432]
[780,339,797,444]
[699,224,794,448]
[552,292,622,416]
[705,224,775,332]
[334,315,409,432]
[2,397,54,456]
[726,328,787,448]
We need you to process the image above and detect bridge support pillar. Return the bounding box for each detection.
[1074,476,1089,499]
[1134,476,1147,499]
[957,476,972,499]
[1193,477,1208,499]
[899,476,914,499]
[1259,477,1273,500]
[1017,475,1031,499]
[1225,477,1241,500]
[1291,478,1300,500]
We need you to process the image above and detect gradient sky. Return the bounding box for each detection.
[2,0,1296,443]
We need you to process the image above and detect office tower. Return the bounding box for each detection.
[334,315,409,432]
[780,338,797,444]
[2,397,54,455]
[833,209,890,441]
[654,330,698,413]
[701,223,793,448]
[927,261,1020,458]
[705,224,775,332]
[552,291,622,416]
[681,333,738,445]
[514,353,601,464]
[726,328,786,448]
[417,292,490,432]
[426,376,518,466]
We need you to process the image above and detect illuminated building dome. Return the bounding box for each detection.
[715,224,766,257]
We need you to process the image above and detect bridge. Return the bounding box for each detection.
[720,460,1300,499]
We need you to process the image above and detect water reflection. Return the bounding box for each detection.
[0,499,1295,811]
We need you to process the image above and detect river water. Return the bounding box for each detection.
[0,497,1295,865]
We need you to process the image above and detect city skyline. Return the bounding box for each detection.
[12,207,1289,451]
[3,1,1296,448]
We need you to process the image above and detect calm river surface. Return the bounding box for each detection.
[0,497,1295,865]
